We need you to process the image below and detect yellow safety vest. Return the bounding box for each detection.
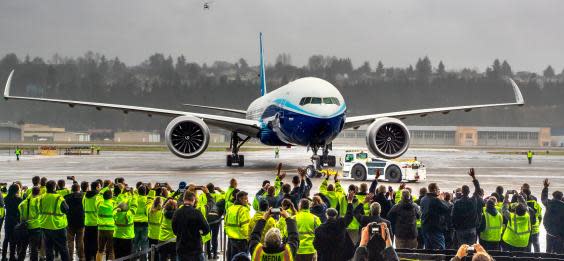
[295,210,320,255]
[39,193,67,230]
[225,187,236,211]
[252,243,293,261]
[527,151,533,158]
[83,194,101,226]
[249,212,277,242]
[19,197,40,229]
[147,207,163,240]
[158,212,175,241]
[527,200,542,234]
[134,195,149,223]
[114,209,135,239]
[355,194,370,215]
[57,188,70,197]
[225,204,250,240]
[479,208,503,242]
[502,212,531,248]
[97,199,115,231]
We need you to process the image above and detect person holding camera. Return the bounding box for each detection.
[451,244,493,261]
[249,208,299,261]
[353,222,399,261]
[64,183,85,261]
[500,190,534,252]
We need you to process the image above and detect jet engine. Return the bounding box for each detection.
[366,117,410,159]
[165,116,210,159]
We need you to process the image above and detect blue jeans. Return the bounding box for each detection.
[422,229,445,250]
[133,224,149,261]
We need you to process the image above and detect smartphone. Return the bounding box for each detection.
[271,208,280,214]
[508,190,517,194]
[66,176,75,180]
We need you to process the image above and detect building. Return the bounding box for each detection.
[114,131,161,143]
[22,124,66,142]
[53,132,91,143]
[0,122,22,142]
[551,129,564,147]
[335,125,552,147]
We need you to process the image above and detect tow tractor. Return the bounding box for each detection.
[341,150,426,182]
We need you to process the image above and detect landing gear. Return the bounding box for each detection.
[227,132,249,167]
[306,143,337,178]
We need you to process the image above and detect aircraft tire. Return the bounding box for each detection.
[306,165,316,178]
[238,155,245,167]
[226,155,233,167]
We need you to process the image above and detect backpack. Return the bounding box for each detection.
[205,194,221,224]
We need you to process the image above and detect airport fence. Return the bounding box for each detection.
[112,221,227,261]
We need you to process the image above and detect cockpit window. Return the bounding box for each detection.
[299,97,340,105]
[311,97,322,104]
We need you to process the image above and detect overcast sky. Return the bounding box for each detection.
[1,0,563,73]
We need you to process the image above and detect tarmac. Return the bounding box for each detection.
[1,146,562,252]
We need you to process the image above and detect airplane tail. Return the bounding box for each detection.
[259,32,267,96]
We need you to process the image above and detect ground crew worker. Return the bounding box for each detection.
[478,198,504,251]
[14,147,21,161]
[96,190,115,261]
[158,199,177,261]
[39,180,70,261]
[249,200,276,243]
[205,183,225,260]
[225,178,238,211]
[250,208,299,261]
[319,174,344,211]
[525,189,542,252]
[225,191,251,260]
[83,181,101,261]
[527,150,533,164]
[113,202,137,259]
[57,179,70,197]
[346,184,361,245]
[501,193,534,252]
[147,197,163,260]
[295,198,321,261]
[132,185,150,261]
[17,186,41,261]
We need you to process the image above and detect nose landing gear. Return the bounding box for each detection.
[306,143,337,178]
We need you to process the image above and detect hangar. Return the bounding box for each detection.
[0,122,22,142]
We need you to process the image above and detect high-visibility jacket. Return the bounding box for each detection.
[502,212,531,248]
[527,151,533,158]
[57,188,70,197]
[252,243,294,261]
[147,207,163,240]
[133,195,149,223]
[196,203,212,244]
[225,187,236,211]
[295,210,321,254]
[83,194,101,226]
[158,211,175,241]
[97,199,115,231]
[15,149,21,156]
[19,197,40,229]
[249,212,277,242]
[527,200,542,234]
[114,208,135,239]
[355,194,370,215]
[39,193,67,230]
[479,208,503,242]
[225,204,251,240]
[319,179,344,210]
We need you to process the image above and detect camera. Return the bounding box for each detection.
[271,208,280,214]
[66,176,75,180]
[467,246,475,254]
[507,190,517,194]
[369,222,381,236]
[0,183,7,187]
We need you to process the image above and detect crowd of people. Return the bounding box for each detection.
[0,163,562,261]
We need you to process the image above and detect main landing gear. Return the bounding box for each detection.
[305,143,337,178]
[227,132,250,167]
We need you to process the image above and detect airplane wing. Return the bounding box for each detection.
[344,78,524,129]
[183,103,247,115]
[3,70,260,137]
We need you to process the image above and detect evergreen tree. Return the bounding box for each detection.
[437,61,446,76]
[543,65,555,78]
[375,61,384,76]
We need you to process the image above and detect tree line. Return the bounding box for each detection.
[0,52,563,132]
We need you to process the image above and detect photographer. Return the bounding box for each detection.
[353,222,399,261]
[249,208,299,261]
[451,244,493,261]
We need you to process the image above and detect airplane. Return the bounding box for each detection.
[2,33,525,177]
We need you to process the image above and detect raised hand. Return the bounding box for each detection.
[468,168,476,179]
[544,178,550,188]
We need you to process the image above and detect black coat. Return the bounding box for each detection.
[387,200,421,240]
[542,187,564,238]
[314,203,355,261]
[420,193,450,233]
[64,192,85,229]
[171,204,210,257]
[4,195,22,227]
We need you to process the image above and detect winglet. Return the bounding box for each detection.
[509,78,525,106]
[259,32,267,96]
[3,70,14,99]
